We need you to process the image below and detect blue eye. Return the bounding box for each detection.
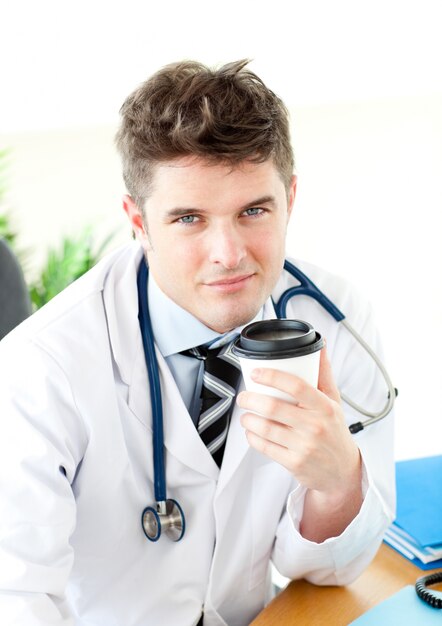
[244,207,263,217]
[179,215,198,224]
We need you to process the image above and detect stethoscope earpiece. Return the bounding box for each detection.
[142,499,186,542]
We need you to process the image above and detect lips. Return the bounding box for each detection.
[206,274,254,287]
[203,273,255,294]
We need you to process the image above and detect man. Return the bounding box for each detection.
[0,60,395,625]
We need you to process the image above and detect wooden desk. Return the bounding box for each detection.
[251,543,442,625]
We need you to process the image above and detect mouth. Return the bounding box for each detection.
[204,273,255,293]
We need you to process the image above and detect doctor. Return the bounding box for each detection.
[0,60,395,626]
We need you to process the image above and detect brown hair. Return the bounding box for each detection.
[115,59,294,208]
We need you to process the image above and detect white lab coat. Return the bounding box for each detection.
[0,242,395,626]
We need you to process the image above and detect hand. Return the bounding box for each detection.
[237,346,363,540]
[237,346,361,497]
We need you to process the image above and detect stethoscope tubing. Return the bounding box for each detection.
[277,260,396,432]
[339,319,396,427]
[277,260,346,322]
[137,259,166,503]
[137,257,396,518]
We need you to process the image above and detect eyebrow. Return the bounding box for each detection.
[164,195,277,219]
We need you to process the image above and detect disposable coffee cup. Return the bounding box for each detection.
[232,319,324,404]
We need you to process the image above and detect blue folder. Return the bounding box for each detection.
[395,455,442,547]
[385,542,442,570]
[349,585,442,624]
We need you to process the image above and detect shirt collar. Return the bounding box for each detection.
[148,272,264,356]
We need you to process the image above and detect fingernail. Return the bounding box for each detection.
[251,368,262,380]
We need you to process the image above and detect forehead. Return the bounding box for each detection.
[148,156,284,204]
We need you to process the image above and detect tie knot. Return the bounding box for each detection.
[181,343,225,361]
[180,341,241,379]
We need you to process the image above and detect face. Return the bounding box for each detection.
[123,157,296,333]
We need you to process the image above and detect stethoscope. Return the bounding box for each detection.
[137,258,397,542]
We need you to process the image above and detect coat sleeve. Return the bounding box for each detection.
[271,280,396,585]
[0,336,88,624]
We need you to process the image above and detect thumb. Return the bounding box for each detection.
[317,342,341,403]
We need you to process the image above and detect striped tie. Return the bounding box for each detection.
[182,342,242,467]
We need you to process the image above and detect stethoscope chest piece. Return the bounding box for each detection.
[142,499,186,542]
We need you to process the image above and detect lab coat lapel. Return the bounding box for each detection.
[215,381,249,495]
[126,344,219,481]
[158,349,219,480]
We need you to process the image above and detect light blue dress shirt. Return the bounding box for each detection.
[147,273,263,425]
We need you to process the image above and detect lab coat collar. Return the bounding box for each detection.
[102,242,144,387]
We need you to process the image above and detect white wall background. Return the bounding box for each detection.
[1,0,441,460]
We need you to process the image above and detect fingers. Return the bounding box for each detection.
[241,344,341,410]
[237,366,335,419]
[240,411,293,449]
[243,428,296,473]
[317,345,341,403]
[241,407,360,492]
[242,367,318,408]
[237,389,305,427]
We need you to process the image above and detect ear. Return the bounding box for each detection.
[287,175,297,222]
[122,195,150,248]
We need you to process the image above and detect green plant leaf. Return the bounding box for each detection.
[29,228,116,310]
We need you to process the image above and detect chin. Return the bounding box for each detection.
[205,309,260,334]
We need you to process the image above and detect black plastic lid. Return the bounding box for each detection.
[232,319,324,360]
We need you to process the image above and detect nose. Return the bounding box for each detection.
[207,224,247,270]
